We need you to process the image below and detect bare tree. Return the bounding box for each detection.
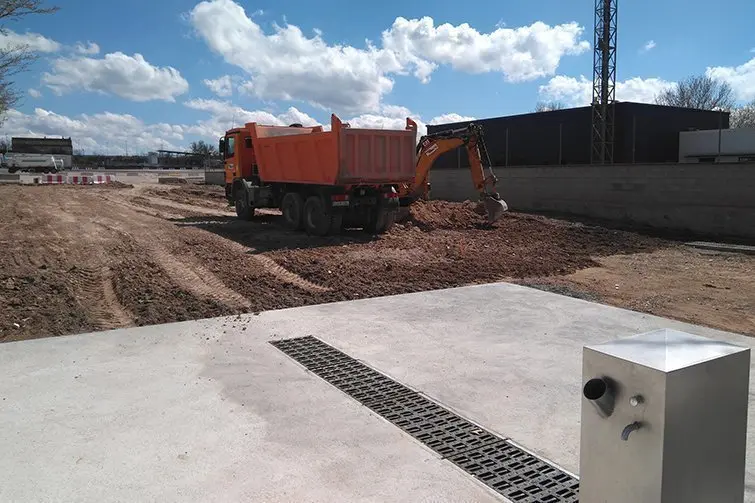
[0,1,59,123]
[534,100,566,112]
[730,100,755,129]
[654,74,735,111]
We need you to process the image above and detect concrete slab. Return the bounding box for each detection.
[1,282,753,502]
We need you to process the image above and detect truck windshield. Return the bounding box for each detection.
[225,135,235,158]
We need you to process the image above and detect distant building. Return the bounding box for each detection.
[10,136,73,169]
[11,137,73,156]
[427,103,729,168]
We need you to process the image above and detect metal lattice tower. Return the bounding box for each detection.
[590,0,617,164]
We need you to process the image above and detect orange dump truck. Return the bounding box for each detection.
[220,114,418,235]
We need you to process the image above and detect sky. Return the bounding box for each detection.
[0,0,753,154]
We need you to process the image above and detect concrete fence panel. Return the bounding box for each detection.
[429,163,755,240]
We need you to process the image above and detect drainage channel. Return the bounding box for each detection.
[270,335,579,503]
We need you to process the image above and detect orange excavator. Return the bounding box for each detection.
[398,122,508,223]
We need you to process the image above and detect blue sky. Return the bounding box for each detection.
[1,0,753,154]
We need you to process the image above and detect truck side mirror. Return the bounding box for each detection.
[219,138,225,158]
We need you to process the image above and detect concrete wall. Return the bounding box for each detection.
[204,170,225,186]
[429,163,755,241]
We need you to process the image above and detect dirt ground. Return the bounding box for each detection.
[1,182,753,342]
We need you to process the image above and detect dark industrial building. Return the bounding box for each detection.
[427,102,729,169]
[11,136,73,156]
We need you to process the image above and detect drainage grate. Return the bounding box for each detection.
[448,441,580,502]
[271,336,579,502]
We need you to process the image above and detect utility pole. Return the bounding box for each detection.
[590,0,617,164]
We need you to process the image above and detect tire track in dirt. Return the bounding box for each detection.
[10,247,53,270]
[93,217,253,311]
[102,189,330,294]
[112,196,185,220]
[198,234,331,293]
[137,195,233,216]
[100,268,134,328]
[250,254,331,293]
[73,266,134,331]
[144,241,252,310]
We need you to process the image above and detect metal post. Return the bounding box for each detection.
[559,123,563,165]
[718,111,723,162]
[505,128,509,167]
[632,114,636,163]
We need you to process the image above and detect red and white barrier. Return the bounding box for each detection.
[68,174,92,185]
[19,173,117,185]
[91,174,115,184]
[19,174,66,185]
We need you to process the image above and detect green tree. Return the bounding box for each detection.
[0,1,60,124]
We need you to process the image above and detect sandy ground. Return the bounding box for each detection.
[0,183,753,342]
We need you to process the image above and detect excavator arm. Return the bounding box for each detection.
[400,123,508,223]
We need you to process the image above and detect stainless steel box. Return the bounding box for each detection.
[579,329,750,503]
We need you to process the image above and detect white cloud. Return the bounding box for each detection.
[190,0,588,113]
[190,0,394,114]
[538,75,592,105]
[337,106,474,137]
[28,88,42,98]
[326,104,422,137]
[2,108,185,155]
[183,98,320,139]
[203,75,233,97]
[380,17,590,83]
[75,41,100,55]
[42,52,189,102]
[706,57,755,101]
[0,29,60,52]
[1,102,474,154]
[539,75,675,106]
[428,113,476,125]
[641,40,656,53]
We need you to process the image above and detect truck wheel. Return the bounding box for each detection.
[365,209,396,234]
[281,192,304,230]
[234,185,254,221]
[303,195,336,236]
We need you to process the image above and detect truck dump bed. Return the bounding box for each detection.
[250,114,417,186]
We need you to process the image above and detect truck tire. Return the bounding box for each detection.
[234,185,254,221]
[303,195,338,236]
[365,208,396,234]
[281,192,304,230]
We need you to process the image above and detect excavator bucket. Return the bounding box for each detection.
[483,195,508,223]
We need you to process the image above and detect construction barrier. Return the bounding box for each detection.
[18,174,67,185]
[68,174,116,185]
[68,174,92,185]
[93,174,115,184]
[19,173,117,185]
